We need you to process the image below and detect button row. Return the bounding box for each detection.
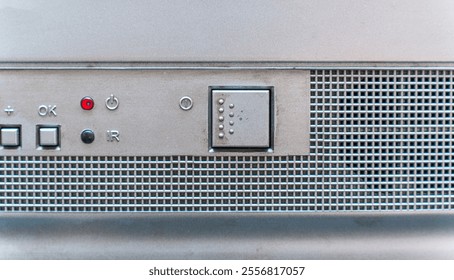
[0,126,119,149]
[0,125,60,149]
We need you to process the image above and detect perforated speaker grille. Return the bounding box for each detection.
[309,69,454,212]
[1,69,453,212]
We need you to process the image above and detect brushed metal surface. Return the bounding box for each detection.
[2,0,454,260]
[1,213,453,259]
[0,69,310,156]
[1,0,454,62]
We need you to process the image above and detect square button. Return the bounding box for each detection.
[211,89,271,149]
[1,127,20,147]
[39,127,60,147]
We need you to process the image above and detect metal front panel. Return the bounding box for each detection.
[3,0,454,261]
[1,66,453,213]
[2,0,454,62]
[0,69,310,156]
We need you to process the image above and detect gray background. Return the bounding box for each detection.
[1,0,454,62]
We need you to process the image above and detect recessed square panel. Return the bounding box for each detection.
[211,89,271,148]
[1,127,20,147]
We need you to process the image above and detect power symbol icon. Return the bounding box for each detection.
[105,94,119,110]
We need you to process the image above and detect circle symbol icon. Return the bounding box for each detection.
[179,96,193,111]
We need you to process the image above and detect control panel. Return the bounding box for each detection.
[0,69,310,156]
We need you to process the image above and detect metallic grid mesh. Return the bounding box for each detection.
[1,69,454,212]
[309,69,454,212]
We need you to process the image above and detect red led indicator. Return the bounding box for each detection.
[81,97,94,110]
